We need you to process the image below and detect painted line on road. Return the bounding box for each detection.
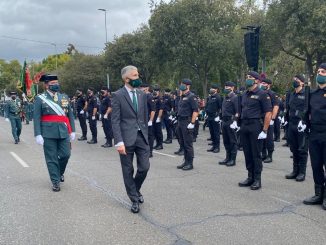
[270,196,292,205]
[153,151,177,158]
[10,152,29,168]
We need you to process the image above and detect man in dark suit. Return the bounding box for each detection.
[111,65,150,213]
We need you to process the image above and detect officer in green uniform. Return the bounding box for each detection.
[5,91,22,144]
[33,74,76,192]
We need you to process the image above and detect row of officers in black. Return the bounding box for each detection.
[71,63,326,210]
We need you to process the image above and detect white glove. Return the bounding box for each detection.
[80,110,84,114]
[297,120,306,132]
[187,123,195,129]
[230,121,240,132]
[92,116,96,120]
[281,117,288,126]
[173,119,178,125]
[70,132,76,141]
[169,115,173,120]
[104,114,108,119]
[35,135,44,145]
[258,131,267,139]
[270,120,274,126]
[156,117,161,123]
[99,114,102,120]
[148,120,153,126]
[278,116,282,121]
[214,116,221,123]
[5,118,9,122]
[196,117,199,121]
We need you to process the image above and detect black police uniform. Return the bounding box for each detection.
[274,95,282,142]
[153,95,164,149]
[76,94,87,139]
[261,89,279,162]
[162,94,174,143]
[193,94,200,142]
[174,95,184,155]
[146,93,156,156]
[285,88,308,181]
[240,87,272,187]
[283,91,291,145]
[304,86,326,206]
[220,92,238,166]
[177,91,199,169]
[100,95,113,146]
[87,95,98,143]
[205,93,222,152]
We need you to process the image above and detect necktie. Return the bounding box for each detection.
[131,91,138,112]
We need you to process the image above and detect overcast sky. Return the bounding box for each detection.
[0,0,156,63]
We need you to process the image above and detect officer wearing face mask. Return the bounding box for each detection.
[282,75,308,182]
[303,63,326,209]
[238,71,272,190]
[176,79,199,171]
[100,86,113,147]
[5,91,22,144]
[86,88,98,144]
[205,84,222,153]
[33,74,76,192]
[219,81,239,166]
[75,89,88,141]
[260,78,279,163]
[152,86,164,150]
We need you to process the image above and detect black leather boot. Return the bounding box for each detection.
[303,184,324,205]
[182,158,193,171]
[250,179,261,190]
[263,151,273,163]
[285,163,298,179]
[296,164,306,182]
[239,172,254,187]
[219,152,230,165]
[177,159,186,169]
[87,138,97,144]
[226,153,236,167]
[322,188,326,210]
[174,148,184,155]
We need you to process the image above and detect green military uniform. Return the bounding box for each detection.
[33,91,75,186]
[23,101,34,124]
[5,97,22,143]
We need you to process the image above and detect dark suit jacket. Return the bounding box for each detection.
[111,86,148,147]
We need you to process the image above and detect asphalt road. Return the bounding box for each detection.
[0,118,325,245]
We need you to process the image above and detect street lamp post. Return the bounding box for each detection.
[98,8,108,44]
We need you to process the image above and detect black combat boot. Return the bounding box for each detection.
[322,188,326,210]
[87,138,97,144]
[303,184,324,205]
[177,159,187,169]
[295,164,306,182]
[174,148,184,155]
[226,153,236,167]
[163,139,172,144]
[78,136,87,141]
[250,177,262,190]
[285,163,298,179]
[263,151,273,163]
[218,151,230,165]
[239,172,254,187]
[182,158,193,171]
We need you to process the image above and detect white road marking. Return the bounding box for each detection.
[270,196,292,205]
[10,152,29,168]
[153,151,177,158]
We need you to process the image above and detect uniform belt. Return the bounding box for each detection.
[41,115,72,134]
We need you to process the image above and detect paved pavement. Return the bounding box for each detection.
[0,118,325,245]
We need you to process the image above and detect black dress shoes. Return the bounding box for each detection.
[177,162,186,169]
[101,143,112,148]
[52,183,60,192]
[295,173,305,182]
[174,149,184,155]
[250,180,261,190]
[154,145,163,150]
[163,139,172,144]
[87,139,97,144]
[131,202,140,213]
[238,178,254,187]
[182,165,193,171]
[78,136,87,141]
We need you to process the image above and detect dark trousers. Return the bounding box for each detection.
[262,125,274,157]
[222,120,237,159]
[88,117,97,140]
[78,113,87,137]
[208,119,220,148]
[148,126,154,153]
[274,118,281,140]
[309,130,326,186]
[194,120,199,139]
[175,123,183,151]
[43,137,71,184]
[163,115,173,140]
[9,116,22,140]
[119,131,150,202]
[153,121,163,146]
[240,119,263,180]
[177,119,194,162]
[102,117,113,144]
[288,121,308,174]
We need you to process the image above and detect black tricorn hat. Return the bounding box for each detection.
[39,74,58,83]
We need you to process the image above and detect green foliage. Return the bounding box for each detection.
[0,59,21,91]
[58,53,107,96]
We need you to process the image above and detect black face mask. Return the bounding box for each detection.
[11,96,16,100]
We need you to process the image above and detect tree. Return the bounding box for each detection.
[264,0,326,86]
[0,59,21,91]
[58,53,106,96]
[149,0,240,97]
